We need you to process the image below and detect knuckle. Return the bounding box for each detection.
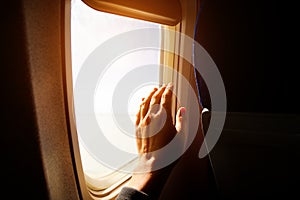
[162,92,171,100]
[150,97,157,105]
[152,92,159,99]
[161,100,168,107]
[142,114,151,126]
[163,88,172,96]
[140,101,146,107]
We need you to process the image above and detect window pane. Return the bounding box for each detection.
[71,0,161,179]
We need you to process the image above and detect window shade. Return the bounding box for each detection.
[82,0,182,25]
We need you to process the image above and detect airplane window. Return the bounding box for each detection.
[71,0,161,191]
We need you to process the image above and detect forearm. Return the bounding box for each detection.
[126,157,176,199]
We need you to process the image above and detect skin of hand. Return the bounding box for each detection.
[127,82,186,199]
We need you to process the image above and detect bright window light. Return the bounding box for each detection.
[71,0,161,179]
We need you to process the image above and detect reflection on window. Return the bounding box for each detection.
[71,0,161,185]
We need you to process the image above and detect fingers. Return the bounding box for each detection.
[136,83,175,126]
[141,88,158,118]
[175,107,186,133]
[149,85,167,111]
[135,109,141,126]
[136,87,157,126]
[160,83,174,115]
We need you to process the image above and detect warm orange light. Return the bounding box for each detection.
[82,0,182,25]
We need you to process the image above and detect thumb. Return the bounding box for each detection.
[175,107,186,133]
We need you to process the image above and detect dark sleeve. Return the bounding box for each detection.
[116,187,150,200]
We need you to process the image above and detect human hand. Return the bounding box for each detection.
[135,83,185,154]
[127,83,186,199]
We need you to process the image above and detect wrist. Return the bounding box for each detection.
[127,154,175,198]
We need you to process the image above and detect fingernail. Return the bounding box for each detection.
[167,82,173,89]
[179,107,186,117]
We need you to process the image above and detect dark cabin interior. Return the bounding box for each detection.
[2,0,298,199]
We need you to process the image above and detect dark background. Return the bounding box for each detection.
[195,0,297,114]
[192,1,298,199]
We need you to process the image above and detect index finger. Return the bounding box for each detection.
[160,82,174,115]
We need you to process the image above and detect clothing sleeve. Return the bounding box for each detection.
[116,186,151,200]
